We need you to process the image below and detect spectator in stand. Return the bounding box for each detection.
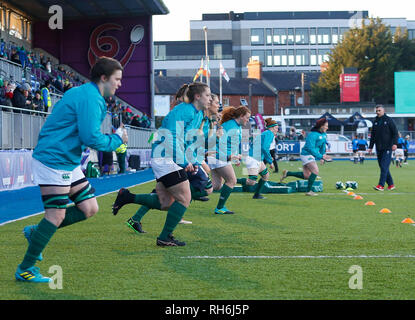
[0,79,12,107]
[139,113,149,128]
[40,80,52,113]
[11,83,32,113]
[63,79,73,92]
[18,46,28,69]
[10,48,21,65]
[121,106,133,125]
[0,39,7,59]
[32,90,43,112]
[130,114,141,127]
[46,58,52,73]
[53,76,64,93]
[39,52,47,69]
[298,130,306,141]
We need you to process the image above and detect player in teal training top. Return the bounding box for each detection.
[15,57,126,283]
[237,117,279,199]
[112,82,211,247]
[280,118,331,196]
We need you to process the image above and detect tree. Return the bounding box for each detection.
[311,18,415,104]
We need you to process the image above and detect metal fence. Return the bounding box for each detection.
[0,105,153,150]
[0,58,23,83]
[0,106,48,149]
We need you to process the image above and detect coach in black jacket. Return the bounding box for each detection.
[368,105,398,191]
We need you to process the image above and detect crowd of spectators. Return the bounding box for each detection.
[1,39,151,128]
[105,95,151,129]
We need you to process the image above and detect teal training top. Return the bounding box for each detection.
[151,102,204,167]
[216,119,242,161]
[300,129,327,160]
[248,129,275,164]
[32,82,123,171]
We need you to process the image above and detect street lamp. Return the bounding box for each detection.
[203,26,210,86]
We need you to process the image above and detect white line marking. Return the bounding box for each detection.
[181,255,415,259]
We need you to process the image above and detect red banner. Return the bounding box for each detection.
[340,73,360,102]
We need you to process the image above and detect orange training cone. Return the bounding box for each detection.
[365,201,376,206]
[379,208,392,214]
[401,218,415,224]
[347,192,355,196]
[354,195,363,200]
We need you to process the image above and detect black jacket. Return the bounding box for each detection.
[369,114,398,151]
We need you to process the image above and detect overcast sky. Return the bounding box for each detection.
[153,0,415,41]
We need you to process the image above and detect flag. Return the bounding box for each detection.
[220,62,230,82]
[203,56,211,78]
[193,58,204,82]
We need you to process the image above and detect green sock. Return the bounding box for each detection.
[307,173,317,192]
[237,178,247,186]
[58,206,87,228]
[132,206,150,223]
[287,171,305,179]
[134,194,161,210]
[20,218,57,269]
[254,178,266,196]
[159,201,187,240]
[216,184,233,209]
[191,185,208,200]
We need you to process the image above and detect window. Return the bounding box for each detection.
[213,44,222,59]
[240,98,248,106]
[258,99,264,114]
[339,27,349,41]
[251,50,265,65]
[332,27,339,44]
[318,49,330,65]
[223,98,230,107]
[266,29,272,45]
[287,28,294,45]
[310,28,317,44]
[251,28,264,45]
[290,93,295,106]
[154,45,166,60]
[310,49,317,66]
[288,49,295,66]
[409,29,415,40]
[295,49,309,66]
[9,12,23,39]
[295,28,309,44]
[273,49,287,66]
[317,28,331,44]
[273,28,287,45]
[266,50,273,67]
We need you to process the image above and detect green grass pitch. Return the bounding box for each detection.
[1,159,415,300]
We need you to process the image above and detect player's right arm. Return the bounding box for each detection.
[77,98,123,152]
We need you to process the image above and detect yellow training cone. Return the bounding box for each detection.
[365,201,376,206]
[401,218,415,224]
[379,208,392,214]
[354,195,363,200]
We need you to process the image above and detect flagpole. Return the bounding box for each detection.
[219,60,223,106]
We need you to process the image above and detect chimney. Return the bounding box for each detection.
[247,58,262,80]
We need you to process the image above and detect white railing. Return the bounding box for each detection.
[0,105,153,150]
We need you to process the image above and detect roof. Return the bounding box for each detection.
[262,72,321,91]
[154,76,276,96]
[202,11,368,21]
[5,0,169,21]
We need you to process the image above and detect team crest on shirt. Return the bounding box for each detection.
[62,174,70,181]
